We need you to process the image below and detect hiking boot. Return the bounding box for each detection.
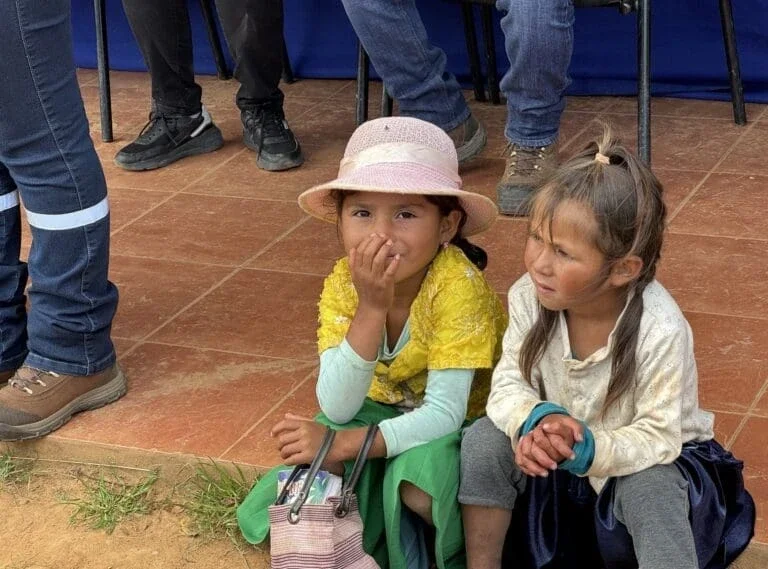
[242,105,303,171]
[496,141,558,216]
[446,114,487,164]
[114,107,224,171]
[0,363,127,441]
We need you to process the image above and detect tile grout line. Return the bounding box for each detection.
[678,308,768,322]
[118,338,315,363]
[555,117,599,154]
[110,253,237,268]
[117,215,310,361]
[171,192,311,204]
[232,266,328,278]
[217,367,318,460]
[725,377,768,450]
[109,146,249,237]
[668,105,768,224]
[665,229,768,243]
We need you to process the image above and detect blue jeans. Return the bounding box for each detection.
[341,0,574,147]
[0,0,118,376]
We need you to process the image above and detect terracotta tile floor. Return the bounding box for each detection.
[7,70,768,543]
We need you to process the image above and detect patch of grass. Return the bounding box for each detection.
[0,452,32,485]
[182,460,258,542]
[60,469,159,534]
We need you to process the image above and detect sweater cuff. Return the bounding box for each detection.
[558,422,595,476]
[519,402,570,437]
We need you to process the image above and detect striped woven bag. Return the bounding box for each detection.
[268,425,380,569]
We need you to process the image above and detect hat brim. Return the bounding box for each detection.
[298,165,499,237]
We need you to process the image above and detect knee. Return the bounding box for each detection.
[615,464,688,508]
[400,482,433,525]
[461,417,513,475]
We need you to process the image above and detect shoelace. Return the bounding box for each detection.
[244,108,287,156]
[136,113,187,147]
[9,368,60,395]
[502,143,549,177]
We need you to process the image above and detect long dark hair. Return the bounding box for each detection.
[329,190,488,269]
[519,127,666,415]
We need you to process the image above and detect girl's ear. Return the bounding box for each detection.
[609,255,644,288]
[439,210,462,243]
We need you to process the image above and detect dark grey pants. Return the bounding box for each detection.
[121,0,285,115]
[459,417,699,569]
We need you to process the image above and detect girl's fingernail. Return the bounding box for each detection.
[386,240,392,246]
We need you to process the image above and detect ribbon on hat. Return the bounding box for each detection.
[338,142,462,185]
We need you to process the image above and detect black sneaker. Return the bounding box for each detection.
[242,105,303,171]
[114,107,224,171]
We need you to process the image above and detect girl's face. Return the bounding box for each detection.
[338,192,460,287]
[524,199,618,314]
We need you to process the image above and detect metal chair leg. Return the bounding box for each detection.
[718,0,746,125]
[460,3,487,102]
[199,0,231,80]
[381,88,394,118]
[356,42,370,126]
[636,0,651,164]
[94,0,112,143]
[282,39,296,84]
[480,5,501,105]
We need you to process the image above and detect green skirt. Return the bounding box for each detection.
[236,399,466,569]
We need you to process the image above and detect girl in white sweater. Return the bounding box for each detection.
[458,129,755,569]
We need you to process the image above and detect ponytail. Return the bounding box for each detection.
[451,235,488,270]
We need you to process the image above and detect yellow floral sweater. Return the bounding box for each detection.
[317,245,507,418]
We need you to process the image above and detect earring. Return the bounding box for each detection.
[442,241,449,249]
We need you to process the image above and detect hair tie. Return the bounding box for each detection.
[594,152,610,165]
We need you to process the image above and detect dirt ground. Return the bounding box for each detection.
[0,463,269,569]
[3,461,766,569]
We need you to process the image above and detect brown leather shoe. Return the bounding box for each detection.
[0,363,126,441]
[496,141,558,216]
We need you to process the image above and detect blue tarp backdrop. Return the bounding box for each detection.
[72,0,768,103]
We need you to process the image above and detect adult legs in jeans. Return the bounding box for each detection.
[495,0,574,215]
[340,0,487,163]
[0,0,125,440]
[497,0,573,147]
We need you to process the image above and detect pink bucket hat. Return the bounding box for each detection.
[298,117,498,236]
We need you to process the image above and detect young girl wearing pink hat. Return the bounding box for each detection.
[237,116,507,568]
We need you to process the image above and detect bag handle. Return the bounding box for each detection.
[336,424,379,518]
[276,427,336,524]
